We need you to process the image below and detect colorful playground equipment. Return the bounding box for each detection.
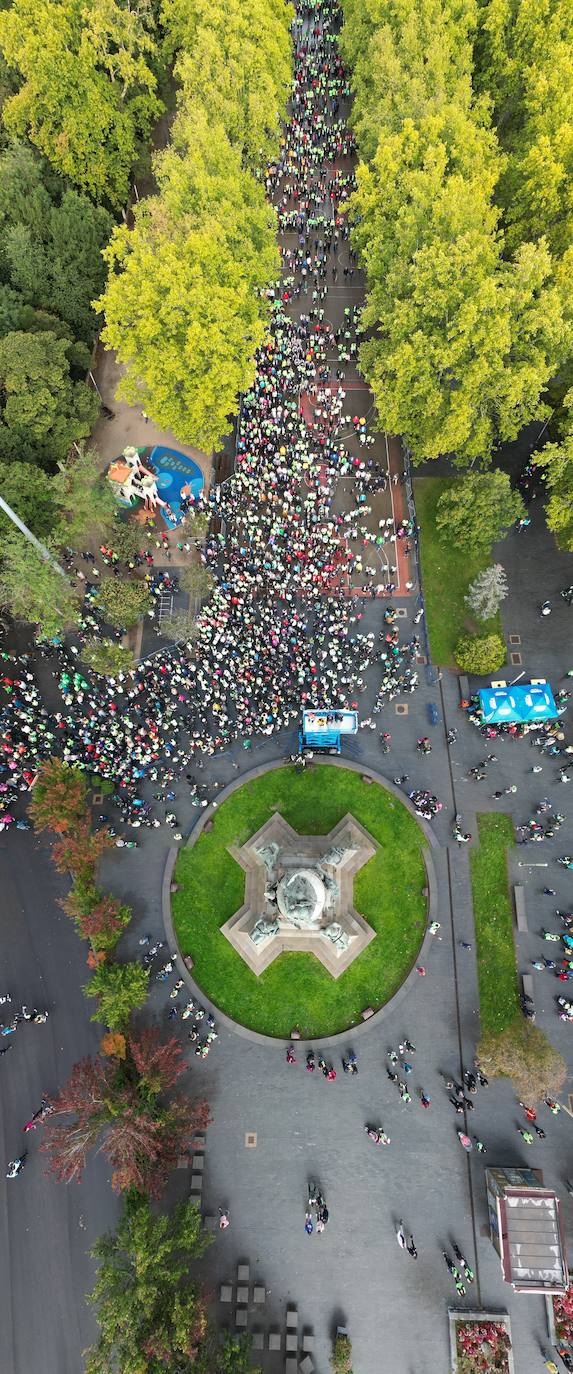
[106,446,204,527]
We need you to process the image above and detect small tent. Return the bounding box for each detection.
[478,682,560,725]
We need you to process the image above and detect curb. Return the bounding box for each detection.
[162,757,440,1048]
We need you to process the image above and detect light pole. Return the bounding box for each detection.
[0,494,68,579]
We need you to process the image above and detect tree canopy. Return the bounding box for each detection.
[343,0,573,466]
[0,0,162,207]
[435,472,524,554]
[0,142,113,343]
[0,535,81,639]
[0,329,99,466]
[97,106,280,451]
[85,1193,210,1374]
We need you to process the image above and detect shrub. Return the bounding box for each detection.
[455,633,506,675]
[478,1018,566,1101]
[331,1335,352,1374]
[456,1319,511,1373]
[554,1286,573,1343]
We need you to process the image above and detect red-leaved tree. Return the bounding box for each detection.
[29,758,88,834]
[52,822,113,879]
[42,1030,210,1198]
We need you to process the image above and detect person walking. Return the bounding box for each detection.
[395,1219,407,1249]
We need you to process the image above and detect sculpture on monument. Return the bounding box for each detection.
[254,841,281,876]
[324,921,350,951]
[250,915,280,944]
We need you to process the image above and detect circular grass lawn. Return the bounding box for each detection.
[172,766,428,1038]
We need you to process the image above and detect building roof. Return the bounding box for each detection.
[500,1190,568,1290]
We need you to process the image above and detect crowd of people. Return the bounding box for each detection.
[0,0,421,818]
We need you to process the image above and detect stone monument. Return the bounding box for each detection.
[221,813,378,977]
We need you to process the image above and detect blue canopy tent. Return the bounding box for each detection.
[478,683,561,725]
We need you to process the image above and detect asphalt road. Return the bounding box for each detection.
[0,832,119,1374]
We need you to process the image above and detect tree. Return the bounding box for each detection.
[52,446,117,547]
[76,895,132,953]
[42,1030,210,1195]
[0,0,162,207]
[81,638,135,676]
[436,474,524,556]
[478,1018,566,1102]
[0,329,98,464]
[52,821,114,879]
[85,1193,210,1374]
[29,757,88,833]
[0,535,81,640]
[218,1333,259,1374]
[85,960,149,1031]
[534,409,573,551]
[0,142,113,343]
[100,1031,127,1060]
[455,633,506,675]
[162,0,292,169]
[474,0,573,257]
[0,460,57,541]
[180,563,215,602]
[349,102,569,464]
[160,610,200,644]
[96,106,279,451]
[465,565,509,620]
[97,576,152,628]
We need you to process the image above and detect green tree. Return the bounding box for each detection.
[97,576,152,628]
[0,459,57,540]
[162,0,292,169]
[85,1193,210,1374]
[180,562,215,601]
[0,0,162,207]
[454,632,506,675]
[534,406,573,551]
[52,446,117,546]
[0,329,98,464]
[474,0,573,256]
[351,111,568,465]
[0,535,80,639]
[84,960,149,1031]
[435,473,524,555]
[81,638,135,676]
[0,143,113,342]
[96,106,279,451]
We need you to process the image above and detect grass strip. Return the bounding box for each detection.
[413,476,501,667]
[470,813,520,1035]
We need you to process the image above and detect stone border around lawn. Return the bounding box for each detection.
[162,756,439,1047]
[448,1310,514,1374]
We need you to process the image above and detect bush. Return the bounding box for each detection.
[478,1018,566,1101]
[331,1335,352,1374]
[456,1319,512,1373]
[436,473,524,557]
[81,638,135,676]
[455,633,506,675]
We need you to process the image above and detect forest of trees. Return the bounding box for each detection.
[341,0,573,504]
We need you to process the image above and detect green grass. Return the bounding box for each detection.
[413,477,501,667]
[173,766,428,1037]
[470,813,520,1035]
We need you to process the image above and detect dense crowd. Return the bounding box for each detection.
[0,0,419,813]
